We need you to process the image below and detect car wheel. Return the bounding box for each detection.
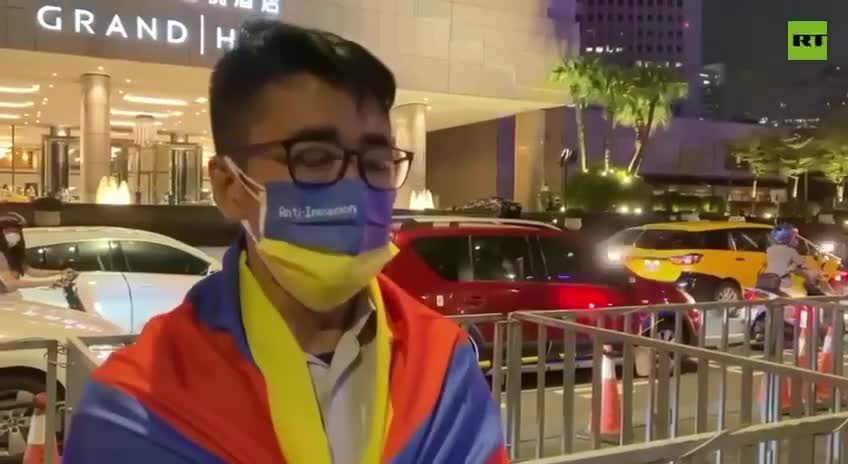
[750,313,794,349]
[715,281,742,302]
[0,375,45,457]
[655,318,691,344]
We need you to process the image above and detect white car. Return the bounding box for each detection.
[0,292,122,455]
[18,227,222,333]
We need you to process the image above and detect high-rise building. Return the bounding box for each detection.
[700,63,724,119]
[575,0,703,116]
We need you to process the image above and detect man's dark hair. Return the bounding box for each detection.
[210,20,397,159]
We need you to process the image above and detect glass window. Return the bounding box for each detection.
[410,236,471,282]
[118,241,210,275]
[704,231,731,250]
[26,240,117,272]
[538,237,584,282]
[470,236,536,282]
[636,230,704,250]
[731,229,769,252]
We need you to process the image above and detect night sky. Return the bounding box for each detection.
[704,0,846,66]
[703,0,848,119]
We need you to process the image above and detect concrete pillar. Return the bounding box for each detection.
[391,102,427,209]
[513,111,546,212]
[496,116,516,200]
[80,73,111,203]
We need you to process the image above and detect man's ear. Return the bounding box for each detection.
[208,157,245,222]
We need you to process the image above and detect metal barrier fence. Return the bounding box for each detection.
[7,296,848,464]
[520,411,848,464]
[64,334,137,433]
[509,296,848,464]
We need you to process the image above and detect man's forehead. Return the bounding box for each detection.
[249,74,390,143]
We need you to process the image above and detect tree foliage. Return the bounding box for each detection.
[616,65,688,174]
[551,56,601,173]
[550,59,687,175]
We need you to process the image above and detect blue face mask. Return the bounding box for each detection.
[226,157,399,312]
[260,179,395,255]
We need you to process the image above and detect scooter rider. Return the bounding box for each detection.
[759,223,820,297]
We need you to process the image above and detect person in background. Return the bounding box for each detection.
[64,20,507,464]
[0,213,70,293]
[760,223,823,297]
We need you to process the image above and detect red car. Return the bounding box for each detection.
[384,216,700,367]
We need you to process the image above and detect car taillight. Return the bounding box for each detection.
[669,254,703,265]
[744,288,772,301]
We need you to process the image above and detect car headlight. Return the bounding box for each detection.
[607,250,622,262]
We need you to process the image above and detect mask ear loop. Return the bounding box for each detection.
[223,156,266,241]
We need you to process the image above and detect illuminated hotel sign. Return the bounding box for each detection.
[34,0,280,56]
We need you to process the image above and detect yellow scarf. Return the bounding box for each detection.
[239,255,392,463]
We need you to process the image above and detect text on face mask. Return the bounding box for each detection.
[278,205,358,219]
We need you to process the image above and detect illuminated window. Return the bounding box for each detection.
[0,147,37,170]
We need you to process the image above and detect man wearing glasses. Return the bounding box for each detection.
[64,20,508,464]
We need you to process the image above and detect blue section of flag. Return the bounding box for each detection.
[389,342,506,464]
[63,380,225,464]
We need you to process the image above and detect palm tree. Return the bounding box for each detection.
[616,65,688,174]
[591,65,631,172]
[551,56,601,173]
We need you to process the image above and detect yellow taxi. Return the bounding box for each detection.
[607,220,842,302]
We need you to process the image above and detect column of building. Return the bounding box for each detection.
[80,73,111,203]
[391,102,428,209]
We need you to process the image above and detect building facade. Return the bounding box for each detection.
[425,106,767,209]
[0,0,579,207]
[699,62,724,119]
[575,0,703,116]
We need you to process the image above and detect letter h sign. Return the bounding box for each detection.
[788,20,827,61]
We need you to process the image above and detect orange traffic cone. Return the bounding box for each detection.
[588,348,621,437]
[758,374,793,410]
[23,393,59,464]
[817,325,835,401]
[797,308,815,368]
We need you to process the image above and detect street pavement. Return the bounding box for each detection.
[509,350,848,463]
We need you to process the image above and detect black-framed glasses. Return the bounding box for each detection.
[236,139,414,190]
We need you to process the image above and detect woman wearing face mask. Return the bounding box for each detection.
[0,213,69,294]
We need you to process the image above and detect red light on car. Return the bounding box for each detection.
[669,254,703,265]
